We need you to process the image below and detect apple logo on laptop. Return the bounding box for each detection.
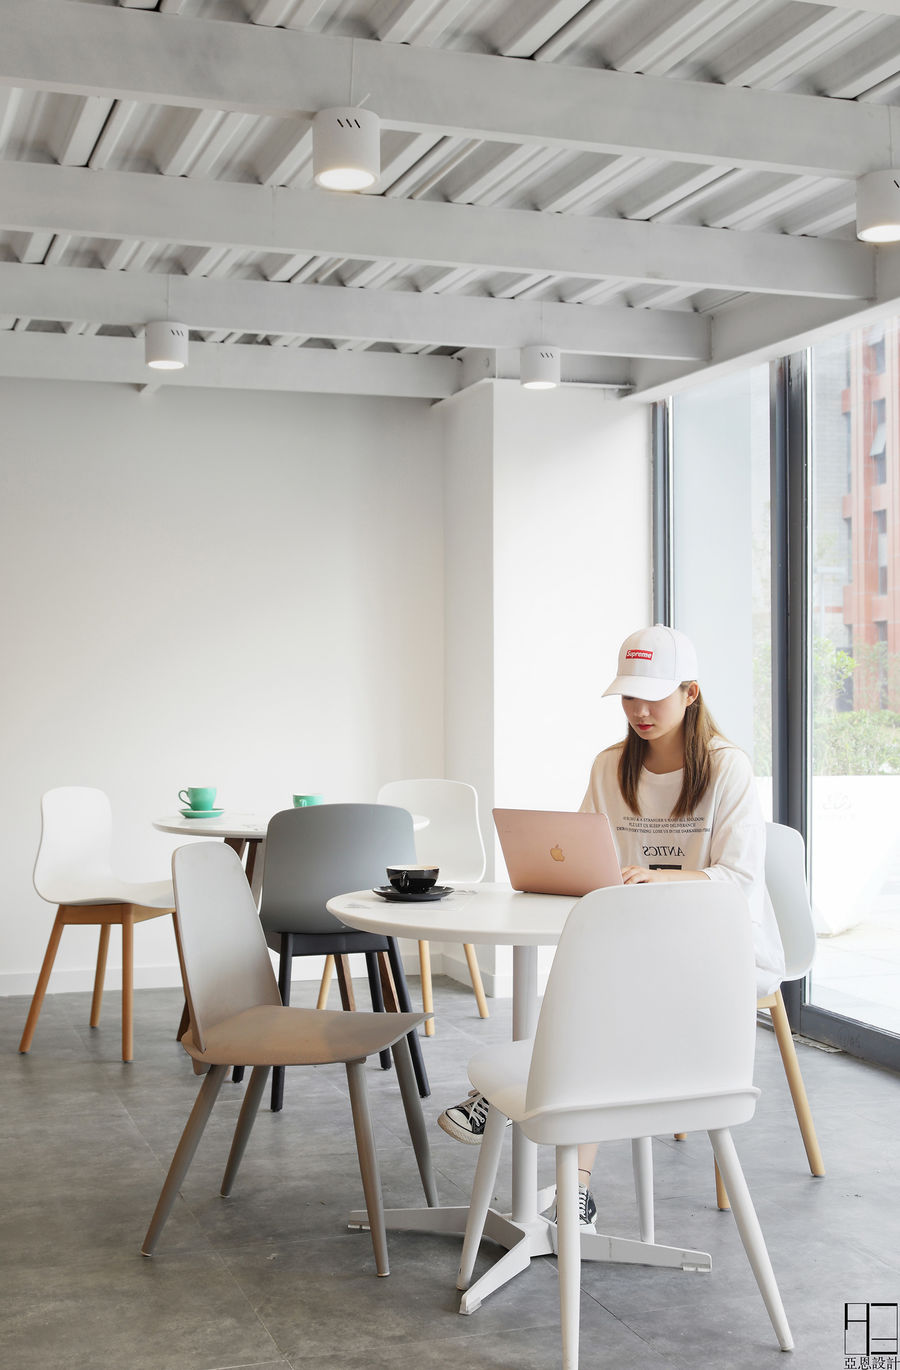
[550,844,565,862]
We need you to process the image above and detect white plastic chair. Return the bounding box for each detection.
[457,882,793,1370]
[709,822,825,1208]
[19,787,175,1063]
[336,779,489,1035]
[141,842,436,1264]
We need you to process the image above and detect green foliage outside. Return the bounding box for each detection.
[753,632,900,776]
[811,638,900,775]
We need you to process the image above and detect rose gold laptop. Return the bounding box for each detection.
[492,809,624,897]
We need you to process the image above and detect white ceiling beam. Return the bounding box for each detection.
[0,329,459,397]
[628,271,900,402]
[0,162,875,300]
[792,0,900,14]
[0,262,711,360]
[3,2,900,180]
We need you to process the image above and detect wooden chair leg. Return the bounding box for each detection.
[317,955,334,1009]
[768,988,825,1176]
[90,924,110,1028]
[18,909,66,1053]
[418,940,435,1036]
[334,955,357,1011]
[715,1159,730,1210]
[121,910,135,1063]
[463,943,489,1019]
[376,949,400,1012]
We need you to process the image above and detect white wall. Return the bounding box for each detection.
[439,381,652,993]
[0,379,445,994]
[2,374,654,1006]
[492,383,653,813]
[671,367,767,757]
[440,379,496,867]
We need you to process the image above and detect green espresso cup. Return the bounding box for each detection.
[292,794,323,808]
[179,786,217,811]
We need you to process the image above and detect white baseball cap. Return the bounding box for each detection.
[602,624,699,701]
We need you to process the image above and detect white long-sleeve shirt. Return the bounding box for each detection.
[580,739,785,995]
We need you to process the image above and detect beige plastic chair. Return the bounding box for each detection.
[141,841,436,1269]
[374,779,489,1034]
[458,883,793,1368]
[713,820,825,1209]
[19,787,175,1063]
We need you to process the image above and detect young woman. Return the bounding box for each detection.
[438,624,785,1231]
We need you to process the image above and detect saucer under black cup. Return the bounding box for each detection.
[373,885,453,903]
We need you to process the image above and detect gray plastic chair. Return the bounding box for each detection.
[141,841,436,1267]
[258,803,430,1110]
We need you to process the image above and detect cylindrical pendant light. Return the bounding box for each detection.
[857,170,900,243]
[520,345,560,389]
[313,107,380,191]
[145,321,188,370]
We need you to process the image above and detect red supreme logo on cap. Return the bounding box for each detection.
[626,649,653,660]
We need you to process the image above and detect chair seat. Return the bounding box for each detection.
[58,877,174,908]
[264,928,389,957]
[468,1040,760,1145]
[182,1004,427,1068]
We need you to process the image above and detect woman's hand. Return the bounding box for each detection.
[621,865,664,884]
[620,866,709,884]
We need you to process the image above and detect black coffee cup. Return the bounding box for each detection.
[387,864,440,894]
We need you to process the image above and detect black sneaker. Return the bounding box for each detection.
[438,1090,491,1144]
[578,1184,598,1231]
[548,1184,597,1231]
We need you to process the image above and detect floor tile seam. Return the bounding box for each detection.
[150,1241,287,1361]
[201,1361,290,1370]
[577,1296,675,1362]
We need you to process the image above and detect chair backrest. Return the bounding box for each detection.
[172,842,280,1054]
[376,779,486,882]
[525,881,757,1128]
[764,821,817,982]
[259,802,416,936]
[33,786,117,904]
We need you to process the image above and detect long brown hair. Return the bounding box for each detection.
[616,684,722,818]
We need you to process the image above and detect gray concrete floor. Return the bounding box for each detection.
[2,974,899,1370]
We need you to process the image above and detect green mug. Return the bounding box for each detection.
[292,794,323,807]
[179,786,217,811]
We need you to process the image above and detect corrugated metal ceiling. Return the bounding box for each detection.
[0,0,898,397]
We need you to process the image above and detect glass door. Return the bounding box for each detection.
[807,322,900,1039]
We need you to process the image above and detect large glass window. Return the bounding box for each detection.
[808,322,900,1036]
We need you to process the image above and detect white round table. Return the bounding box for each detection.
[153,812,269,884]
[329,881,711,1312]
